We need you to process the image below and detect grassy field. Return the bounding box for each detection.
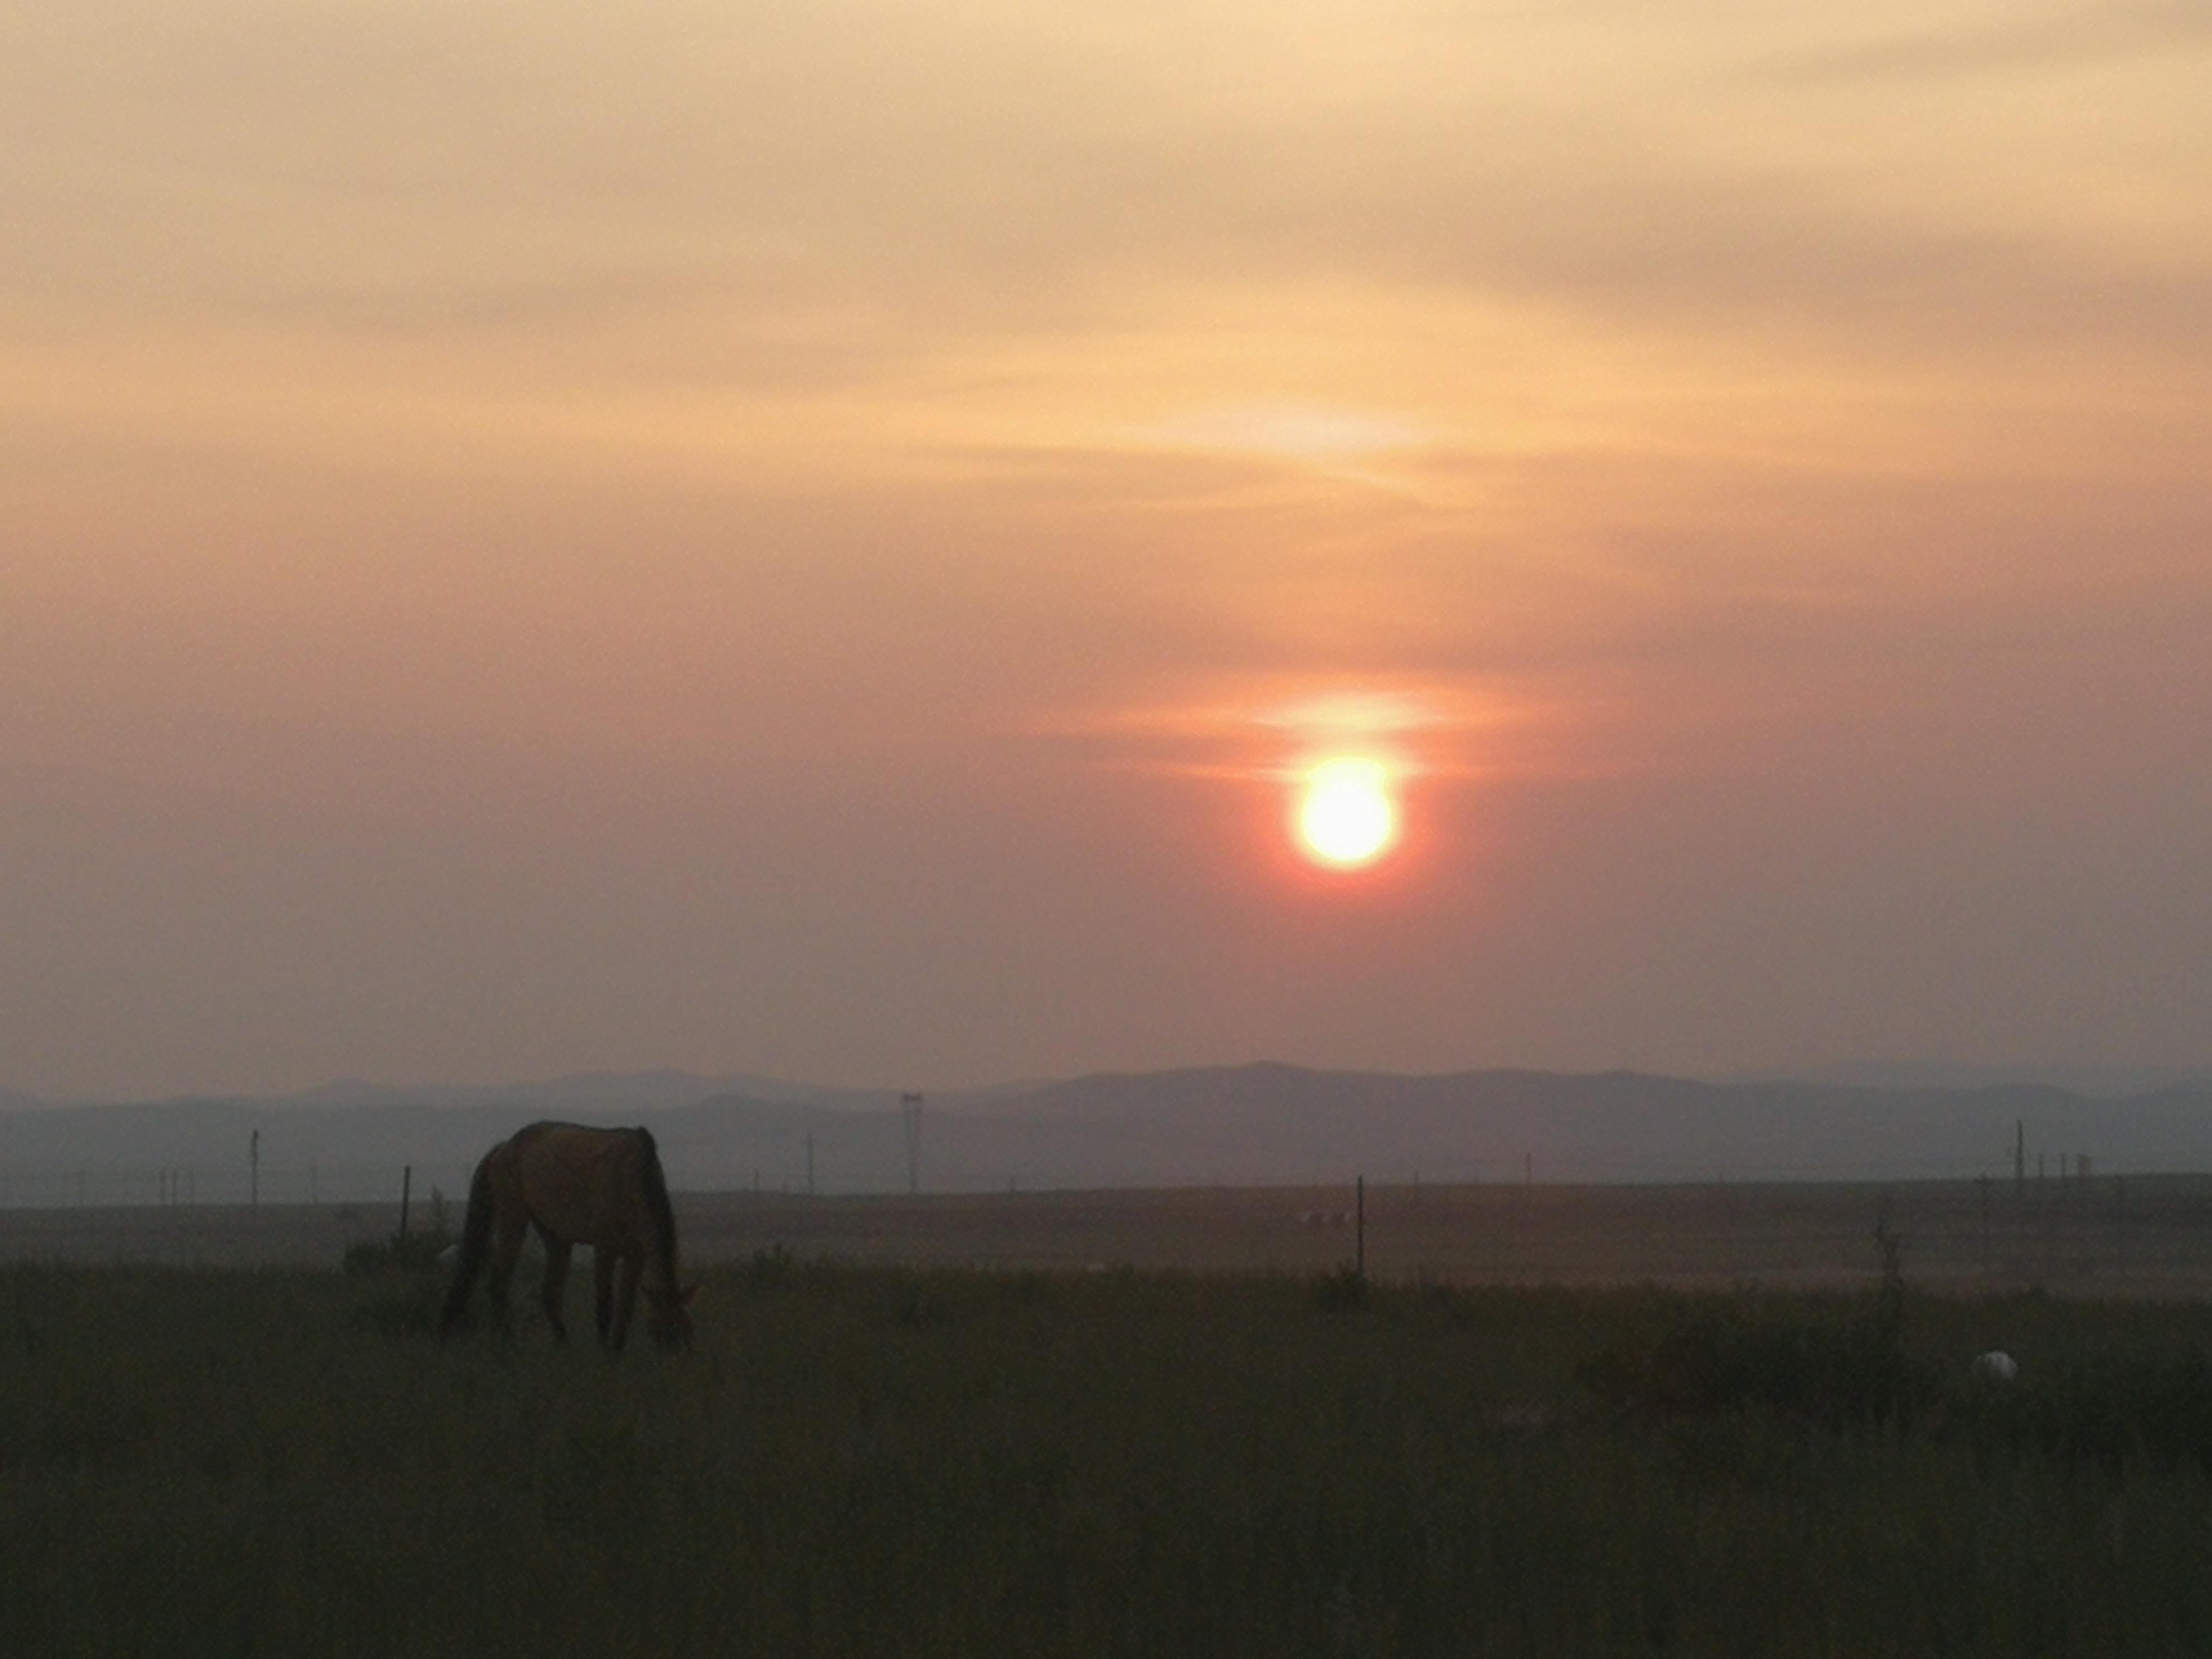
[7,1243,2212,1656]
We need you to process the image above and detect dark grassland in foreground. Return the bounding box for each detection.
[7,1259,2212,1657]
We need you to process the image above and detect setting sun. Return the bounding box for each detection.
[1295,758,1398,869]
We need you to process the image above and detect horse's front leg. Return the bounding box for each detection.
[538,1232,573,1344]
[608,1254,642,1355]
[594,1249,617,1348]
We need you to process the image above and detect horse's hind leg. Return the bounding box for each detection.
[594,1250,616,1348]
[537,1229,573,1344]
[486,1215,527,1335]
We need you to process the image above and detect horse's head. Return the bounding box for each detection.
[647,1280,700,1350]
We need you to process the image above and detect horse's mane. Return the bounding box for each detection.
[632,1127,680,1287]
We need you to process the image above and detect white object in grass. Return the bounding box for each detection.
[1971,1350,2019,1384]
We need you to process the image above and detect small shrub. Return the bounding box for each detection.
[341,1207,455,1279]
[1311,1264,1372,1313]
[1579,1293,1933,1429]
[741,1242,796,1292]
[1583,1205,1933,1429]
[341,1229,452,1277]
[1948,1352,2212,1473]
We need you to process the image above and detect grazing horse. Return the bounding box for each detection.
[438,1122,697,1351]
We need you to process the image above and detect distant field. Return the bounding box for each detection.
[6,1176,2211,1294]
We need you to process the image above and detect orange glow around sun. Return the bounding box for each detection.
[1294,757,1398,868]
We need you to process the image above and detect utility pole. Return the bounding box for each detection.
[901,1092,924,1196]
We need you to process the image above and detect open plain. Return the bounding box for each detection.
[10,1183,2212,1654]
[8,1176,2212,1294]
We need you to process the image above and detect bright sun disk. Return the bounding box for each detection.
[1296,757,1397,867]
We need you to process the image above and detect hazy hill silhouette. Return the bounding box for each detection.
[3,1064,2209,1207]
[945,1065,2212,1187]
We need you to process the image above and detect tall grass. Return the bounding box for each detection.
[4,1260,2212,1655]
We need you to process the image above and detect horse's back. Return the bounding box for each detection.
[499,1122,655,1248]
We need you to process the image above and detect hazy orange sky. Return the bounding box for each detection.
[4,1,2209,1099]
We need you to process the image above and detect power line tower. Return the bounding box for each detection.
[900,1092,924,1195]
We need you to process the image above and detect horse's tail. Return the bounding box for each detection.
[436,1150,497,1337]
[633,1127,679,1286]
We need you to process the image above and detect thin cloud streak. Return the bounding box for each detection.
[8,4,2206,372]
[1021,682,1587,787]
[1759,0,2212,84]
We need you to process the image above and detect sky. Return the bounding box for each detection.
[3,0,2209,1100]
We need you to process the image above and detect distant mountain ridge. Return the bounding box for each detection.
[3,1064,2209,1209]
[84,1069,897,1115]
[1726,1060,2212,1098]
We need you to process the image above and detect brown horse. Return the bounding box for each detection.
[438,1122,696,1351]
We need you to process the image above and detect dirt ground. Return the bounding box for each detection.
[5,1174,2209,1294]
